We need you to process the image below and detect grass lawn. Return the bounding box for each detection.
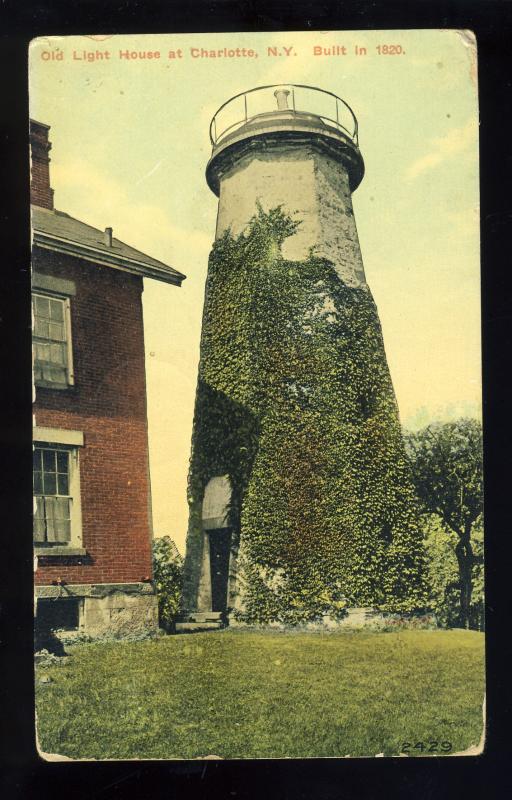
[35,629,485,760]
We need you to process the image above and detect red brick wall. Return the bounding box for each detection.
[33,247,154,586]
[30,121,54,210]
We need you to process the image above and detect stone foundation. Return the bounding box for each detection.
[82,592,158,637]
[35,582,158,639]
[227,608,437,631]
[334,607,379,628]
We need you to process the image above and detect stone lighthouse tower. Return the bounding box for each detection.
[181,85,426,627]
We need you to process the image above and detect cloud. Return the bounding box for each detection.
[404,118,477,181]
[51,158,211,269]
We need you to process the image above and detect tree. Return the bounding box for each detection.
[152,536,183,632]
[404,419,483,629]
[422,514,484,630]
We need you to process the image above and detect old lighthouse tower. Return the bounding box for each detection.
[181,85,426,627]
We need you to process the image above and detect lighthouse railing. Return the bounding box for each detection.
[209,84,359,148]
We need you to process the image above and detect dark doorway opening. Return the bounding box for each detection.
[209,528,232,613]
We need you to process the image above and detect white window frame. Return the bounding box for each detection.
[33,427,84,552]
[32,290,75,388]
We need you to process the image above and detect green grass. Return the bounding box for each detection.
[35,629,485,759]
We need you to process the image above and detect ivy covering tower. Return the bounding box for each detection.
[181,85,428,625]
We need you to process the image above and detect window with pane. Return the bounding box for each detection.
[32,293,73,386]
[33,446,72,544]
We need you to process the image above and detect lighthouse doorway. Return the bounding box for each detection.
[208,528,232,613]
[199,475,233,616]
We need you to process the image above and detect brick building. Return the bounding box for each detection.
[31,119,185,638]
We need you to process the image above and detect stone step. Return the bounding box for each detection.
[175,621,222,633]
[180,612,223,623]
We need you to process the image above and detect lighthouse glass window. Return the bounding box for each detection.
[33,446,72,544]
[32,292,73,387]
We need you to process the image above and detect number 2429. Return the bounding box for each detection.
[402,741,452,754]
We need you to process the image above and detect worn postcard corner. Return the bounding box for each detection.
[30,29,484,761]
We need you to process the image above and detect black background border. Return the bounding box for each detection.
[1,1,511,797]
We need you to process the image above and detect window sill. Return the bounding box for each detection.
[35,546,87,557]
[34,381,76,392]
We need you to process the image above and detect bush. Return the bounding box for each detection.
[152,536,183,631]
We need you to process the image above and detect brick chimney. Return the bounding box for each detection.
[30,119,54,210]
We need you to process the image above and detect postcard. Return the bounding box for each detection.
[29,29,483,759]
